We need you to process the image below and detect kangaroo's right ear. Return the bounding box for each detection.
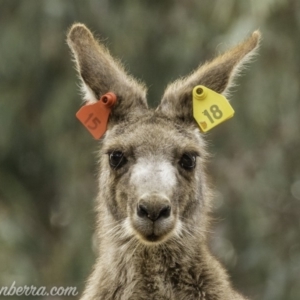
[67,23,148,124]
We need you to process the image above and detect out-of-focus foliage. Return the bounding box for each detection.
[0,0,299,299]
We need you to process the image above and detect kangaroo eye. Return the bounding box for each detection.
[109,151,127,169]
[179,153,196,170]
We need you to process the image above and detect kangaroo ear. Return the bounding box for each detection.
[67,23,148,124]
[157,31,261,123]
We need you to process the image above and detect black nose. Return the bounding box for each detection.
[137,202,171,222]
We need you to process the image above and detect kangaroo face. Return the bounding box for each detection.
[67,23,260,247]
[99,113,206,244]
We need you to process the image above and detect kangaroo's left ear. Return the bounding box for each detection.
[157,31,261,123]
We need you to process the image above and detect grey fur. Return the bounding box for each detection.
[67,23,261,300]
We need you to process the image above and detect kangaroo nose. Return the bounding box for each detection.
[137,196,171,221]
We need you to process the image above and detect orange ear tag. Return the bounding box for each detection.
[76,92,117,139]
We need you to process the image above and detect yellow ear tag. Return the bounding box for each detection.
[192,85,235,132]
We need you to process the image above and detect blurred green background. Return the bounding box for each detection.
[0,0,299,299]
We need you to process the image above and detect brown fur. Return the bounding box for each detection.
[67,23,261,300]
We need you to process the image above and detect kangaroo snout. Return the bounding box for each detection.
[132,194,175,243]
[137,195,171,222]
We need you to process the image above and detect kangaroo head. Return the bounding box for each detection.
[67,24,260,245]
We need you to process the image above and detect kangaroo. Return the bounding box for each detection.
[67,23,260,300]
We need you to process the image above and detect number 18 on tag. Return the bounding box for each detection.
[192,85,235,132]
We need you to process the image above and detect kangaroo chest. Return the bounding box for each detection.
[100,255,211,300]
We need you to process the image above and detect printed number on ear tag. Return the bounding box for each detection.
[192,85,235,132]
[76,92,117,139]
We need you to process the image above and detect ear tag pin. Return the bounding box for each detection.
[192,85,235,132]
[76,92,117,139]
